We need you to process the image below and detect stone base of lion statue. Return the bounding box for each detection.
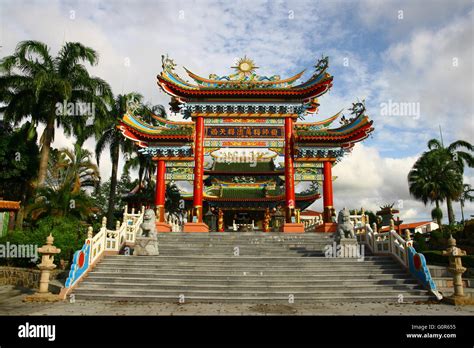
[339,237,358,247]
[134,236,159,256]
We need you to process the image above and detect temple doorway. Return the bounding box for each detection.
[223,210,265,232]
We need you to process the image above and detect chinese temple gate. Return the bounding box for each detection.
[119,56,374,232]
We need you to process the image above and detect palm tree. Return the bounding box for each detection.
[0,40,111,187]
[26,145,99,221]
[427,139,474,224]
[95,93,140,227]
[55,143,100,192]
[26,186,95,221]
[408,149,462,227]
[123,152,156,189]
[460,184,474,222]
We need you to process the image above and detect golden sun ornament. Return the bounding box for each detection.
[232,57,258,76]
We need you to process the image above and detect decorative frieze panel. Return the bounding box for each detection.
[204,118,284,125]
[166,161,194,167]
[296,147,346,159]
[204,139,285,148]
[294,162,324,168]
[181,103,305,116]
[279,174,324,181]
[165,173,194,180]
[139,146,193,157]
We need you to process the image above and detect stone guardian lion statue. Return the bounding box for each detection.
[335,208,356,243]
[134,209,159,256]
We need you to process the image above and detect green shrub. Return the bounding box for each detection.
[0,216,88,268]
[413,233,427,251]
[423,250,474,268]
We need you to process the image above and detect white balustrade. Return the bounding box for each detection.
[358,219,409,268]
[89,206,144,265]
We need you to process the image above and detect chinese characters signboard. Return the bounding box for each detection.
[205,126,284,138]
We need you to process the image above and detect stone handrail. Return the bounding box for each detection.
[60,206,144,299]
[357,221,442,300]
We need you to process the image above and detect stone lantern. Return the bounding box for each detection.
[24,234,61,302]
[442,235,473,305]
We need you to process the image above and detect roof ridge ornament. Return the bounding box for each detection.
[340,100,366,126]
[313,55,329,77]
[161,54,176,72]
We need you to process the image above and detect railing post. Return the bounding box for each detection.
[405,229,412,267]
[389,219,395,254]
[372,222,377,251]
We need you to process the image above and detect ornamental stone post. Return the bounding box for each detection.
[24,234,61,302]
[442,235,473,305]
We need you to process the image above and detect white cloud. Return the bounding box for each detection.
[371,9,474,145]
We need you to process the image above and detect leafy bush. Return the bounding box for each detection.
[0,216,88,268]
[423,250,474,268]
[413,233,427,252]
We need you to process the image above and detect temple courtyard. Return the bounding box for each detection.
[1,285,472,316]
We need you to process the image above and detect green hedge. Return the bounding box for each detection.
[0,216,88,268]
[422,250,474,268]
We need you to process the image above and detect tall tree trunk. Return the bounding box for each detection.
[14,187,27,230]
[435,200,442,230]
[15,206,24,230]
[37,116,55,187]
[106,141,120,228]
[446,197,455,225]
[460,201,465,222]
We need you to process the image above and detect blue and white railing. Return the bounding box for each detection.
[352,214,442,300]
[59,205,144,299]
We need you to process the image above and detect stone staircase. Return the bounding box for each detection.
[72,232,433,303]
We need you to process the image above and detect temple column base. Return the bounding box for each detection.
[183,222,209,233]
[315,222,337,233]
[156,222,172,232]
[282,223,305,233]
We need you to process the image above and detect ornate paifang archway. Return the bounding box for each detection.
[118,55,374,233]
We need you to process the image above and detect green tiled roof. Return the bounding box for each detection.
[212,161,276,173]
[207,186,282,199]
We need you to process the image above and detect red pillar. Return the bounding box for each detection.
[282,117,304,232]
[323,160,334,222]
[155,159,166,222]
[183,116,208,232]
[154,159,171,232]
[193,116,205,223]
[284,117,296,221]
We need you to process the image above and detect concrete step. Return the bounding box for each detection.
[97,262,390,268]
[77,282,423,291]
[72,293,432,303]
[86,271,411,279]
[96,258,396,265]
[155,232,331,237]
[83,277,418,286]
[74,287,428,296]
[155,246,331,251]
[75,292,432,304]
[102,255,386,263]
[93,265,404,272]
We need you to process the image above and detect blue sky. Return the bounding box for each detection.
[1,0,473,221]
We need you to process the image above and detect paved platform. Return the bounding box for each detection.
[0,286,473,316]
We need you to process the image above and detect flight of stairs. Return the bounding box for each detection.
[73,232,433,303]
